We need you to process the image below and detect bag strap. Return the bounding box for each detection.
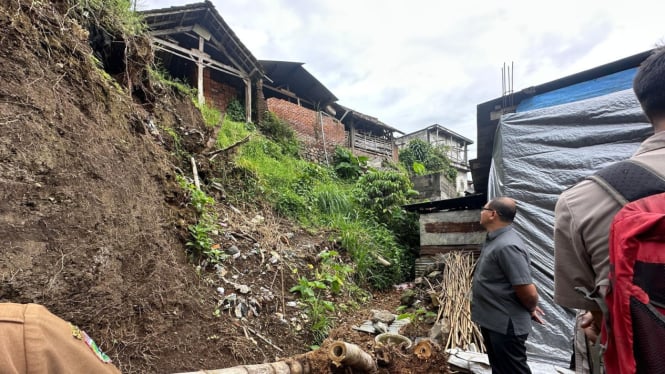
[587,159,665,205]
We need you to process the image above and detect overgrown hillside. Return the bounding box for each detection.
[0,2,457,373]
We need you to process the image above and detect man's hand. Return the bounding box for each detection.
[531,306,545,324]
[579,311,602,341]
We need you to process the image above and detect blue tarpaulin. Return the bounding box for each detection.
[517,68,637,112]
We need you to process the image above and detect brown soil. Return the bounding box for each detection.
[0,2,450,373]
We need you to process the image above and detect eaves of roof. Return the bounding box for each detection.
[259,60,338,108]
[140,1,264,78]
[403,193,486,213]
[333,103,404,135]
[399,124,474,144]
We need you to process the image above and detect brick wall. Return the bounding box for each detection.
[266,98,346,163]
[202,69,238,112]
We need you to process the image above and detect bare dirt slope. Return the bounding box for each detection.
[0,2,449,373]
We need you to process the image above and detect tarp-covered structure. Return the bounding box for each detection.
[485,52,653,366]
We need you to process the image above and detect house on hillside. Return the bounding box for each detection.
[259,60,345,163]
[141,2,402,165]
[396,124,473,199]
[140,1,266,124]
[405,49,655,367]
[259,61,403,164]
[332,103,404,164]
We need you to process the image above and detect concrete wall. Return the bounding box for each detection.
[455,172,469,196]
[414,208,484,276]
[411,173,459,201]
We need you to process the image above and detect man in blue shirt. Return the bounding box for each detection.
[471,197,544,374]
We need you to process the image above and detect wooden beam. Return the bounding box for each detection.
[262,84,315,107]
[151,37,245,79]
[208,34,249,77]
[424,221,484,233]
[148,26,193,36]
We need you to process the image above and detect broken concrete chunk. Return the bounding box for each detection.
[352,320,376,334]
[371,309,396,324]
[388,317,411,334]
[373,321,389,333]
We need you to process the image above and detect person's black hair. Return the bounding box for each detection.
[633,46,665,123]
[488,197,516,223]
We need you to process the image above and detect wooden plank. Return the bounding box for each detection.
[151,37,244,78]
[424,221,483,233]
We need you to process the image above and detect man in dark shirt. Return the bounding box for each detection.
[471,196,544,374]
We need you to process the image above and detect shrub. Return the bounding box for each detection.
[354,170,418,222]
[258,112,300,157]
[226,99,246,122]
[332,147,368,180]
[399,139,457,181]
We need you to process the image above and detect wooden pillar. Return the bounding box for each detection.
[349,121,356,151]
[255,78,266,124]
[197,36,205,105]
[244,78,252,123]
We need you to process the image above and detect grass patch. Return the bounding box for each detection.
[217,117,252,149]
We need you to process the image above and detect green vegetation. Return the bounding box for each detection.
[73,0,146,37]
[172,96,421,344]
[333,147,368,180]
[233,132,419,286]
[225,98,246,123]
[148,66,197,97]
[258,112,300,157]
[176,175,227,266]
[396,305,437,327]
[399,138,458,182]
[216,116,252,149]
[289,250,362,344]
[140,55,429,344]
[194,100,222,128]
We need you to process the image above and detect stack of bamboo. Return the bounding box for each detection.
[434,252,484,352]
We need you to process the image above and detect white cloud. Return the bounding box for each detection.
[139,0,665,159]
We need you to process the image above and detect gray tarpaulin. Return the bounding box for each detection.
[488,88,652,366]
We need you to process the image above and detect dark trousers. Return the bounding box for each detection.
[481,321,531,374]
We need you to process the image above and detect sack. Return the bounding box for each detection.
[588,160,665,374]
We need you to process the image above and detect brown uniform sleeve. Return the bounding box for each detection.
[553,194,599,311]
[0,303,122,374]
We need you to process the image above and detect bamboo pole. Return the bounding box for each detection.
[328,341,377,372]
[436,252,485,352]
[175,359,306,374]
[190,156,200,190]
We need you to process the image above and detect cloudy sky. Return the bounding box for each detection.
[139,0,665,159]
